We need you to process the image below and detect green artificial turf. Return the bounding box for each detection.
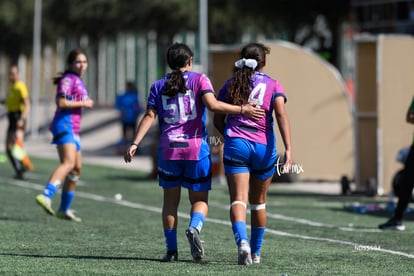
[0,156,413,275]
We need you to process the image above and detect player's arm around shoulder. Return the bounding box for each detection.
[203,92,265,120]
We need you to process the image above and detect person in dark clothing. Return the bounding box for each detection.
[379,96,414,230]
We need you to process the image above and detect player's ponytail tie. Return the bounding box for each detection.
[234,58,258,70]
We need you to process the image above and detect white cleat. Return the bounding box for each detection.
[238,240,252,266]
[56,209,82,222]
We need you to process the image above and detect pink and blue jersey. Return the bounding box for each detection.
[217,71,287,145]
[49,72,89,135]
[148,71,214,161]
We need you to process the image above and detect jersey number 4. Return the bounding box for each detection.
[248,82,266,107]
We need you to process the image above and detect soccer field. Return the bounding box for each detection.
[1,156,413,275]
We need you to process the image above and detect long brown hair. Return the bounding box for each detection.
[227,43,270,105]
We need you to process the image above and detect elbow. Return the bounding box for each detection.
[57,99,70,109]
[57,102,67,109]
[274,112,284,120]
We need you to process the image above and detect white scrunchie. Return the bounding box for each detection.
[234,58,258,70]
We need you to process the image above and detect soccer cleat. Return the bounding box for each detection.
[161,250,178,262]
[378,218,405,231]
[14,172,25,180]
[238,240,252,266]
[252,253,261,264]
[35,194,55,215]
[56,209,82,222]
[185,227,204,262]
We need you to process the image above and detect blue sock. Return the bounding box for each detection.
[42,182,58,199]
[189,212,205,234]
[232,221,248,246]
[250,226,265,255]
[164,229,177,251]
[59,190,75,211]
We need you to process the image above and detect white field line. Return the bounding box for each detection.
[6,178,414,259]
[208,201,381,233]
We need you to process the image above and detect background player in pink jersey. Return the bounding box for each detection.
[214,42,293,265]
[124,43,264,262]
[35,48,94,222]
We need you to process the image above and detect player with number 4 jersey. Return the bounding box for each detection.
[219,71,286,145]
[214,42,293,265]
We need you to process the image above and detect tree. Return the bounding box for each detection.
[42,0,197,45]
[0,0,351,66]
[208,0,351,65]
[0,0,35,63]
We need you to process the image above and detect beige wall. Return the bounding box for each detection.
[265,42,354,181]
[354,39,378,192]
[210,41,355,181]
[354,35,414,194]
[377,35,414,194]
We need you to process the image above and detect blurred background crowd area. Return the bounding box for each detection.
[1,0,414,194]
[2,0,414,105]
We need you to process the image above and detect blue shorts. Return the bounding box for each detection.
[51,130,81,152]
[223,136,276,180]
[158,154,212,192]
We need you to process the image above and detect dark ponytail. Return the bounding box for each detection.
[163,43,193,97]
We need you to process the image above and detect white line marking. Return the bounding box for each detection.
[6,178,414,259]
[208,201,381,233]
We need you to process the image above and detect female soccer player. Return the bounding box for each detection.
[214,42,293,265]
[124,42,264,262]
[35,48,94,222]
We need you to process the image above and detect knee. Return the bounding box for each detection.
[72,165,82,175]
[61,161,76,173]
[67,173,80,182]
[63,162,81,173]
